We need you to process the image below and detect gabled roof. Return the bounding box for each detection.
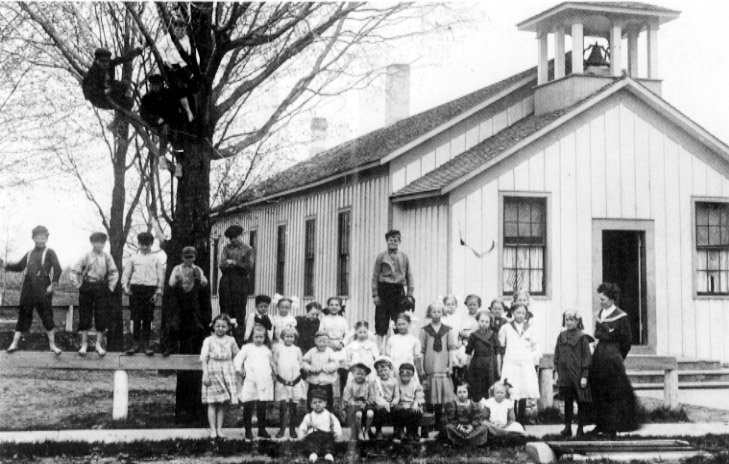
[518,2,680,32]
[392,77,729,201]
[216,66,539,213]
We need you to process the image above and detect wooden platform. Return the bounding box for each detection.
[0,351,201,371]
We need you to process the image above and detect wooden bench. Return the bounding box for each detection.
[537,354,679,410]
[0,351,200,420]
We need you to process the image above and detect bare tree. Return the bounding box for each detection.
[1,1,465,422]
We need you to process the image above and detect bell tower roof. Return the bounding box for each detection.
[518,2,679,34]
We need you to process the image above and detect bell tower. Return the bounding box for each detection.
[518,2,679,114]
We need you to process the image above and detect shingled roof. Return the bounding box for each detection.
[224,66,539,207]
[392,79,622,199]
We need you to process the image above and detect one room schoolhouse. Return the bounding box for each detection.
[212,2,729,364]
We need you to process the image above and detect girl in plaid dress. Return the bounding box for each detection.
[201,314,239,439]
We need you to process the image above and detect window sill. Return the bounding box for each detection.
[694,294,729,300]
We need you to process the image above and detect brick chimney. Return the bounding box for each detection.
[310,117,328,156]
[385,64,410,126]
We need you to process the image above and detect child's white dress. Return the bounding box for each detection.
[272,314,297,342]
[386,333,421,381]
[274,343,305,401]
[234,343,274,402]
[499,321,541,400]
[480,397,525,434]
[345,339,380,381]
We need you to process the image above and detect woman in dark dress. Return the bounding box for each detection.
[589,283,639,437]
[465,310,500,402]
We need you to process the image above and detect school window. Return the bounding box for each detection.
[248,230,257,292]
[276,225,285,295]
[304,218,316,297]
[696,202,729,295]
[212,237,220,295]
[503,196,546,295]
[337,211,351,296]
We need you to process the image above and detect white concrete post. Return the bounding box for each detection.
[571,23,584,75]
[664,368,679,409]
[538,367,554,410]
[538,32,549,85]
[65,305,74,332]
[554,27,565,79]
[647,20,659,79]
[610,22,623,77]
[628,29,639,77]
[113,370,129,420]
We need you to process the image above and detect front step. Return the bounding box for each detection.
[676,358,723,371]
[633,380,729,390]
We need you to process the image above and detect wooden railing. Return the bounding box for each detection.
[537,354,679,410]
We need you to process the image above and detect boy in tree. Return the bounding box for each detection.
[82,46,143,135]
[140,74,185,175]
[1,226,63,354]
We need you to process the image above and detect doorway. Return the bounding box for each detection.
[602,230,648,345]
[592,219,656,353]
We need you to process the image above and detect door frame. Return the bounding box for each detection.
[592,219,656,355]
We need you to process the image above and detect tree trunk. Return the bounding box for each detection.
[107,127,131,352]
[168,129,212,423]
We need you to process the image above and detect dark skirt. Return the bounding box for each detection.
[467,354,498,402]
[588,342,638,432]
[445,423,488,446]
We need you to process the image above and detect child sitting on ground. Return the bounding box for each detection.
[298,389,342,463]
[444,383,488,447]
[392,362,424,442]
[302,330,339,412]
[235,324,275,440]
[1,225,63,354]
[201,314,239,439]
[479,380,525,436]
[372,356,399,440]
[341,363,376,441]
[70,232,118,357]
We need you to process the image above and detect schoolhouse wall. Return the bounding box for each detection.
[449,91,729,363]
[390,88,534,194]
[210,172,391,327]
[391,198,450,321]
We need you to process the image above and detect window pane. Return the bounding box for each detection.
[709,226,722,246]
[518,202,531,223]
[532,221,545,240]
[708,250,720,270]
[697,271,708,293]
[530,247,544,268]
[505,222,518,239]
[709,205,721,226]
[529,270,544,293]
[697,226,709,247]
[518,222,531,238]
[696,250,707,270]
[531,202,544,224]
[697,203,708,226]
[504,201,517,222]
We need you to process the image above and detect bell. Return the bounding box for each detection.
[584,42,610,68]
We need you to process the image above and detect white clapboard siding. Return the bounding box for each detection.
[211,173,390,326]
[447,95,729,362]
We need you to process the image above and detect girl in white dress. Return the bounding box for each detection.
[320,297,349,396]
[273,326,305,439]
[385,312,422,381]
[271,295,298,343]
[235,324,275,440]
[345,321,380,382]
[498,304,540,424]
[479,380,525,435]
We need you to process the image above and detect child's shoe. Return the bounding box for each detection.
[125,343,141,355]
[289,426,298,439]
[559,426,572,438]
[575,426,585,438]
[244,429,253,440]
[78,345,88,356]
[258,427,271,439]
[324,454,334,462]
[308,453,318,463]
[275,428,286,439]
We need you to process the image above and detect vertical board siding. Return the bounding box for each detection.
[449,97,729,362]
[211,174,389,325]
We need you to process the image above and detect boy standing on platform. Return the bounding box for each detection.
[371,230,414,351]
[71,232,119,357]
[122,232,164,356]
[1,225,63,354]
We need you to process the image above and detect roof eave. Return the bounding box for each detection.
[518,3,680,32]
[390,189,443,203]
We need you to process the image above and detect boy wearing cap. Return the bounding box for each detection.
[140,74,186,172]
[218,224,254,345]
[71,232,119,357]
[298,389,342,463]
[372,356,399,439]
[342,363,376,440]
[302,330,339,412]
[122,232,164,356]
[1,225,63,354]
[371,230,414,350]
[82,46,143,134]
[392,362,424,441]
[166,246,208,357]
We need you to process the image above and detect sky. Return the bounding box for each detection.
[2,0,729,266]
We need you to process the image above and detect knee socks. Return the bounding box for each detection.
[564,399,574,426]
[256,401,267,431]
[288,402,297,431]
